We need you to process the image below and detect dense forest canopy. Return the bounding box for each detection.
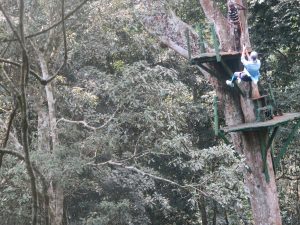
[0,0,299,224]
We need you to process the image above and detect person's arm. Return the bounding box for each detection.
[241,45,248,65]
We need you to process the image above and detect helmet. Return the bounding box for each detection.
[250,51,258,61]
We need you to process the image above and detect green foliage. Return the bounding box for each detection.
[3,0,300,224]
[249,0,300,86]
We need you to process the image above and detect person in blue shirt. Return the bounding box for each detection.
[226,45,261,87]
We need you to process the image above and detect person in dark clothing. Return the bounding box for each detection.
[227,1,246,51]
[228,3,240,24]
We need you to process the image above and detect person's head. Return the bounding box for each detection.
[228,1,235,8]
[250,51,258,62]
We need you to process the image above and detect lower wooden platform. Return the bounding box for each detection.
[222,113,300,133]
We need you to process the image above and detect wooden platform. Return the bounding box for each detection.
[222,113,300,133]
[191,51,241,64]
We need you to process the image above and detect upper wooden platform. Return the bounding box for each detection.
[222,113,300,133]
[191,51,241,64]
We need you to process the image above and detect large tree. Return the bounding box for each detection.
[132,0,282,224]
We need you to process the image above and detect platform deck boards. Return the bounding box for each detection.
[222,113,300,133]
[191,51,240,64]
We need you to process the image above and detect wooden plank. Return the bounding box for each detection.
[222,113,300,133]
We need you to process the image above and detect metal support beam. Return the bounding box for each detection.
[210,23,221,62]
[196,24,205,53]
[266,126,279,150]
[274,119,300,168]
[214,96,219,136]
[218,131,230,145]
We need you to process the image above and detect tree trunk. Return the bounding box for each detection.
[48,183,64,225]
[212,201,217,225]
[241,130,281,224]
[37,90,51,152]
[37,51,58,152]
[198,196,208,225]
[132,0,282,224]
[36,51,63,225]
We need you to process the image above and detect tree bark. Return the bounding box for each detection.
[37,51,58,152]
[132,0,282,224]
[36,51,64,225]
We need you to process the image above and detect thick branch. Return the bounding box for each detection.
[19,0,38,223]
[93,160,208,196]
[57,109,119,130]
[198,0,232,51]
[132,1,202,58]
[62,0,68,65]
[0,67,20,96]
[0,104,18,168]
[0,57,44,83]
[1,0,90,42]
[0,4,25,51]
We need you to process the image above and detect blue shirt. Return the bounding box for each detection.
[241,56,261,82]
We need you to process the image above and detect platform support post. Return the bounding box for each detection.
[266,126,279,150]
[196,24,205,53]
[214,96,219,136]
[210,23,221,62]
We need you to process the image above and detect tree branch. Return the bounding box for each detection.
[0,4,25,51]
[62,0,68,65]
[92,160,208,196]
[0,103,18,169]
[1,0,90,42]
[19,0,38,223]
[56,118,98,130]
[0,57,44,84]
[0,67,20,96]
[57,108,119,130]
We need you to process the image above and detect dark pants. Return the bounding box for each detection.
[231,72,252,82]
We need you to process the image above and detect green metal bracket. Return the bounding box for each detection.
[270,144,276,174]
[266,126,279,150]
[214,96,219,136]
[274,119,300,169]
[268,83,277,107]
[218,130,230,145]
[267,127,279,174]
[185,29,192,61]
[259,131,270,182]
[210,23,221,62]
[196,24,206,53]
